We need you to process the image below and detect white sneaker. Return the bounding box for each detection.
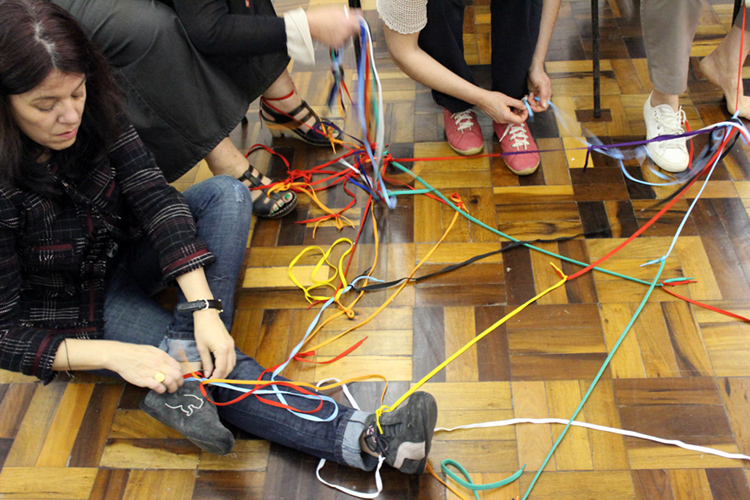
[643,93,689,173]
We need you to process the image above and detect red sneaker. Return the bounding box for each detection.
[443,109,484,156]
[493,122,540,175]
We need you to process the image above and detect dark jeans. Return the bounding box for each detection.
[418,0,543,113]
[103,176,372,470]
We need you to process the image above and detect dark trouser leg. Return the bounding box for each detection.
[490,0,543,99]
[733,0,750,28]
[641,0,702,95]
[213,352,375,470]
[418,0,475,113]
[171,0,291,100]
[52,0,249,183]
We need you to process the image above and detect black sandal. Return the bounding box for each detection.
[260,97,342,147]
[238,166,297,219]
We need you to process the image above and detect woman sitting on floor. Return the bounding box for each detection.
[52,0,362,219]
[0,0,436,474]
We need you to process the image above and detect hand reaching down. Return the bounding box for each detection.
[479,90,529,124]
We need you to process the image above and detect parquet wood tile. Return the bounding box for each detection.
[517,471,638,500]
[625,439,743,470]
[5,0,750,498]
[5,383,66,467]
[546,380,595,470]
[89,468,130,500]
[512,381,557,472]
[633,469,676,500]
[0,466,98,499]
[706,468,750,500]
[99,439,201,469]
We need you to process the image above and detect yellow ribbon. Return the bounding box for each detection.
[375,264,568,433]
[288,238,354,316]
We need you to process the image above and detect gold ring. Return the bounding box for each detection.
[153,372,166,383]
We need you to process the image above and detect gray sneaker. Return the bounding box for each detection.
[140,380,235,455]
[362,392,438,474]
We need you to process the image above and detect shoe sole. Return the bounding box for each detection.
[268,125,341,148]
[447,142,484,156]
[504,157,540,176]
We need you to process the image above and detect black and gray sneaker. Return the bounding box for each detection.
[140,380,235,455]
[362,392,438,474]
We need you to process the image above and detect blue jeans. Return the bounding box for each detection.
[102,176,373,470]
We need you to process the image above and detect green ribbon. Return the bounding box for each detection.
[441,459,525,500]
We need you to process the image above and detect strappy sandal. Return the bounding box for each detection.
[260,96,342,147]
[238,166,297,219]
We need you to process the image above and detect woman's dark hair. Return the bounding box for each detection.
[0,0,124,196]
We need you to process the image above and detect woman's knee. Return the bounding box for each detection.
[75,0,187,67]
[190,175,253,223]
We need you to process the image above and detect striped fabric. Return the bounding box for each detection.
[0,126,214,382]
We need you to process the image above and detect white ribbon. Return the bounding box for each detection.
[314,378,386,499]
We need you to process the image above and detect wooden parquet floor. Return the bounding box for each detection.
[3,0,750,498]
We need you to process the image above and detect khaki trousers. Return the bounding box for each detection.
[642,0,747,94]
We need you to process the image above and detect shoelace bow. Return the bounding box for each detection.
[653,107,687,151]
[499,123,530,149]
[364,424,391,453]
[364,418,406,454]
[451,110,476,133]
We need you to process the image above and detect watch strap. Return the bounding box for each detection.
[176,299,223,313]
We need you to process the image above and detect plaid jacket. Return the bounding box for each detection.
[0,126,214,382]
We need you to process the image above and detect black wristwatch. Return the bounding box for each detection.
[176,299,223,313]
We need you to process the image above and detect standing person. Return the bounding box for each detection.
[53,0,362,218]
[642,0,750,172]
[0,0,437,474]
[378,0,561,175]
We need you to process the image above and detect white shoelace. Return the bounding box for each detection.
[498,123,530,150]
[652,106,687,152]
[451,110,476,133]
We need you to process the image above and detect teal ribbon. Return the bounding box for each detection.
[441,459,525,500]
[387,160,655,286]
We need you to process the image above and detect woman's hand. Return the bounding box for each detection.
[106,343,183,394]
[193,309,235,379]
[306,6,362,47]
[527,66,552,113]
[477,90,528,124]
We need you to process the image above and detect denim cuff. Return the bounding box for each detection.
[157,337,201,364]
[335,409,378,471]
[166,325,195,341]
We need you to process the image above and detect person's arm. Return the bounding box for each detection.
[171,0,359,57]
[0,188,181,390]
[53,339,182,393]
[527,0,562,112]
[383,26,527,124]
[175,267,235,379]
[112,126,233,379]
[114,126,214,283]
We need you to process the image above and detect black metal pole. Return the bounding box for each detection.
[592,0,601,118]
